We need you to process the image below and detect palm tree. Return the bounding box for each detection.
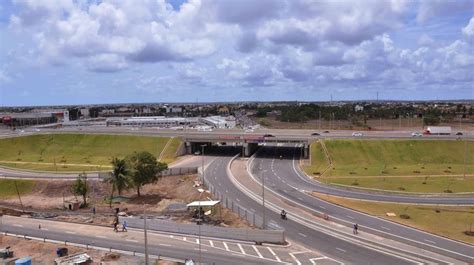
[106,157,130,207]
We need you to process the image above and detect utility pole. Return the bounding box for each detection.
[261,169,267,229]
[144,205,149,265]
[14,181,25,213]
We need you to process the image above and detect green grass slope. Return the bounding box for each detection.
[306,140,473,177]
[0,134,181,172]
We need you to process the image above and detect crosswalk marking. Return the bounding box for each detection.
[209,240,214,247]
[223,242,229,251]
[252,245,263,258]
[267,247,281,262]
[238,244,246,255]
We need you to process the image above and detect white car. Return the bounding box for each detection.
[411,132,422,137]
[352,132,363,137]
[34,128,41,132]
[244,128,254,133]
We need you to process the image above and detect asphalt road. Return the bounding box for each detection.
[251,146,474,263]
[0,216,280,265]
[201,150,445,265]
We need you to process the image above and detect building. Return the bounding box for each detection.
[0,112,61,127]
[199,116,236,129]
[106,116,200,127]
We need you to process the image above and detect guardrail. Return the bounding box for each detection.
[120,216,285,244]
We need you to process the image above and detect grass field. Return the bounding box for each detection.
[0,179,36,199]
[305,140,473,177]
[0,134,181,172]
[312,192,474,244]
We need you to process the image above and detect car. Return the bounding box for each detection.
[323,130,330,133]
[456,132,463,136]
[194,151,201,155]
[351,132,363,137]
[311,132,320,136]
[263,134,275,137]
[245,129,254,133]
[34,128,41,132]
[411,132,422,137]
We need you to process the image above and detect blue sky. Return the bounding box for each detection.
[0,0,473,106]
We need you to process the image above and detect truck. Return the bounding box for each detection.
[424,126,451,135]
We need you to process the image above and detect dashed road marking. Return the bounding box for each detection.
[380,226,391,231]
[336,247,346,253]
[196,239,200,244]
[252,245,263,258]
[169,235,174,238]
[194,248,207,251]
[159,243,171,247]
[267,247,281,262]
[298,232,307,238]
[238,244,246,255]
[126,239,138,243]
[13,224,23,227]
[298,197,304,201]
[183,237,187,241]
[223,242,229,251]
[209,240,214,247]
[41,228,49,231]
[95,235,107,239]
[65,231,76,234]
[319,206,326,209]
[346,215,355,219]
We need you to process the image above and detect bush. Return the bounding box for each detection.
[400,214,410,219]
[413,170,420,173]
[464,231,474,236]
[349,171,356,175]
[444,189,453,193]
[381,171,388,174]
[398,187,406,191]
[313,172,320,175]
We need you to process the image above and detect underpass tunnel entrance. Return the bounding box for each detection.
[256,144,308,160]
[185,141,309,158]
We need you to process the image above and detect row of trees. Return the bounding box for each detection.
[71,151,168,207]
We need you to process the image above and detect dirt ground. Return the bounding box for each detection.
[0,234,165,264]
[0,174,252,229]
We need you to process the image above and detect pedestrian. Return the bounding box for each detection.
[38,224,41,230]
[92,207,96,215]
[353,223,358,234]
[113,221,118,232]
[122,220,128,232]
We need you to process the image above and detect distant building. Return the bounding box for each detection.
[106,116,199,127]
[355,105,364,112]
[199,116,236,129]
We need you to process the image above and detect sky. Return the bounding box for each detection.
[0,0,473,106]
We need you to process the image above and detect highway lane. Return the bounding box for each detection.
[202,149,429,265]
[252,146,474,263]
[0,216,278,265]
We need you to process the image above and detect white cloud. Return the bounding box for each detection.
[417,0,473,23]
[462,17,474,39]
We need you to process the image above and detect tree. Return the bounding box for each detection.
[105,158,131,207]
[128,151,168,197]
[71,173,90,207]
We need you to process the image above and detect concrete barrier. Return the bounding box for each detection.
[120,217,285,244]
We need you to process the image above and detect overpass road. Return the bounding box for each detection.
[201,150,465,264]
[249,146,474,263]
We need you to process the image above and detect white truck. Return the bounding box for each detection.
[424,126,451,135]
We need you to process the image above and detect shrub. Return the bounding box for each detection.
[400,214,410,219]
[444,189,453,193]
[398,187,405,191]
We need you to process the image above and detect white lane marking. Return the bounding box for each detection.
[41,228,49,231]
[283,190,288,193]
[250,208,256,212]
[298,197,304,200]
[183,237,187,241]
[65,231,76,234]
[267,247,281,262]
[231,253,244,257]
[126,239,138,243]
[238,244,246,255]
[424,239,436,244]
[169,235,174,238]
[380,226,391,231]
[225,189,229,193]
[298,232,307,238]
[13,224,23,227]
[289,252,302,265]
[282,180,286,184]
[336,247,346,253]
[196,239,200,244]
[159,243,171,247]
[95,235,107,239]
[346,215,355,219]
[319,206,326,209]
[209,240,214,247]
[236,198,241,202]
[252,245,263,258]
[223,242,229,251]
